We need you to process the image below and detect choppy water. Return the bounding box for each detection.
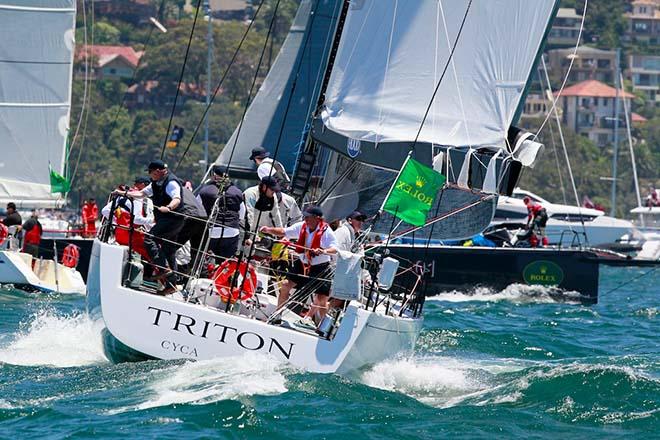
[1,266,658,438]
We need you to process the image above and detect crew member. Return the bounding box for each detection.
[260,205,338,323]
[523,196,548,246]
[249,147,291,189]
[22,212,43,260]
[646,185,659,207]
[245,176,301,272]
[81,198,99,238]
[334,211,368,253]
[2,202,22,227]
[122,160,203,295]
[197,165,245,260]
[101,177,154,260]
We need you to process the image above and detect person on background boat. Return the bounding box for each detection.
[2,202,22,227]
[120,160,203,295]
[22,212,42,260]
[197,165,245,260]
[523,196,548,246]
[645,185,659,207]
[260,205,338,325]
[82,198,98,238]
[249,147,291,190]
[101,177,154,261]
[333,210,367,253]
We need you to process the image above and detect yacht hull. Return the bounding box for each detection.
[387,244,600,303]
[88,241,423,373]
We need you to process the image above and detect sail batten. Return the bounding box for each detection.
[0,0,76,207]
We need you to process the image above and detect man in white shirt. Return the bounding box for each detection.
[249,147,291,189]
[334,210,368,253]
[244,176,301,232]
[260,205,338,322]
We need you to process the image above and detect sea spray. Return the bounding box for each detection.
[0,309,107,367]
[108,353,289,414]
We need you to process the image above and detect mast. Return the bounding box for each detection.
[610,48,621,217]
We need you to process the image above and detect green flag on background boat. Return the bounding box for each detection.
[382,157,446,226]
[49,165,70,194]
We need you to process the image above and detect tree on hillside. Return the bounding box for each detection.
[573,0,627,48]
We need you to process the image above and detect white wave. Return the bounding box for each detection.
[427,284,583,304]
[109,353,288,414]
[0,399,15,410]
[361,355,527,408]
[0,310,107,367]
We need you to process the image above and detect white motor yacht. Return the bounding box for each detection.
[493,189,634,247]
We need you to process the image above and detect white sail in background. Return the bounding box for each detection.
[321,0,557,150]
[0,1,76,208]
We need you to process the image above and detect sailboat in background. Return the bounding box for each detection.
[0,0,85,294]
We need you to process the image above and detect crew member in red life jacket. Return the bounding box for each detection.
[82,198,99,238]
[101,177,154,261]
[260,205,338,324]
[22,212,43,261]
[523,196,549,247]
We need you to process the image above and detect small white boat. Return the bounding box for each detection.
[0,248,85,294]
[87,240,423,373]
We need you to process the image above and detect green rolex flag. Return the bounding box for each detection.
[383,157,446,226]
[50,165,71,194]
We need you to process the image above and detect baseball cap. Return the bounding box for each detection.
[146,159,167,171]
[249,147,269,161]
[211,164,225,175]
[347,210,367,221]
[260,176,281,192]
[303,205,323,218]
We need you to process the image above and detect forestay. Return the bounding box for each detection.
[318,0,558,168]
[0,1,76,208]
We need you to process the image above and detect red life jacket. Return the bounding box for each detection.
[114,208,132,245]
[24,224,41,245]
[295,221,328,259]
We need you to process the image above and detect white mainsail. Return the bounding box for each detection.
[319,0,557,164]
[0,1,76,208]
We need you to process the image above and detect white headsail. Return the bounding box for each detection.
[0,1,76,208]
[318,0,558,168]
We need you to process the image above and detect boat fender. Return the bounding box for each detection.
[61,244,80,268]
[212,260,257,304]
[0,223,7,246]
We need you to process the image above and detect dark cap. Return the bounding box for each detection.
[249,147,269,161]
[146,159,167,171]
[303,205,323,218]
[211,164,225,175]
[260,176,281,192]
[347,210,367,221]
[134,176,151,185]
[6,202,16,210]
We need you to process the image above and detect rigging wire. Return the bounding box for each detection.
[160,0,204,159]
[411,0,472,150]
[69,0,96,189]
[534,0,588,138]
[600,265,658,297]
[173,0,269,173]
[69,0,89,158]
[70,0,168,187]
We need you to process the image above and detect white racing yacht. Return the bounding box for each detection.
[494,188,635,247]
[88,0,562,370]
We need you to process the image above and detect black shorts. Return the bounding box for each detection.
[286,259,331,296]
